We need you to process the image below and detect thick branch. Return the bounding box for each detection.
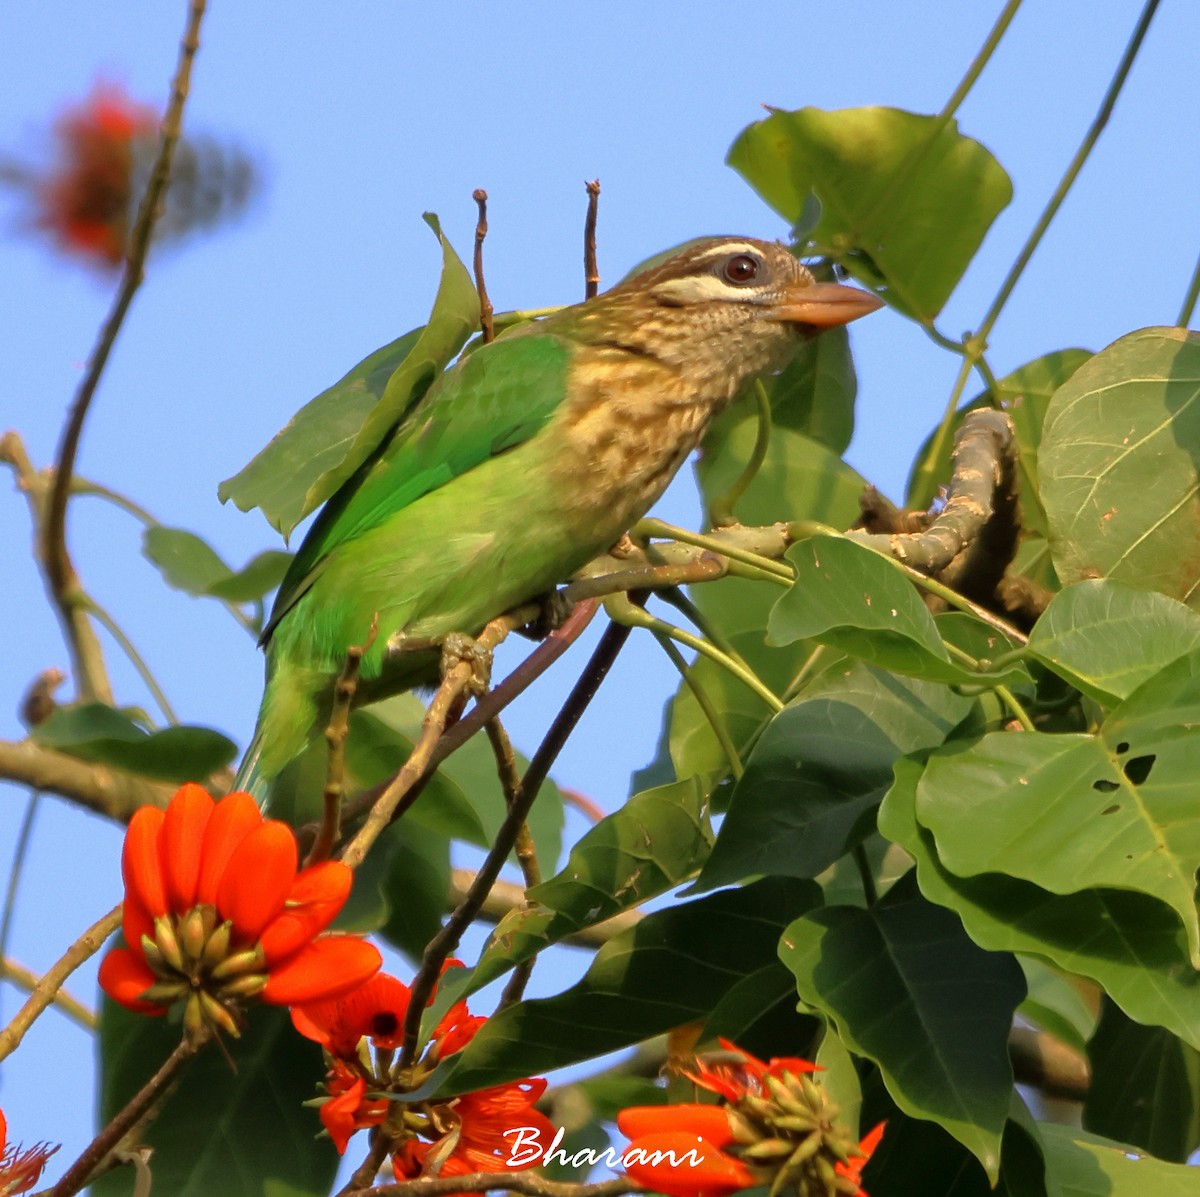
[350,1172,634,1197]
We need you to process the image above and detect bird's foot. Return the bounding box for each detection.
[440,632,493,694]
[608,533,638,559]
[515,588,574,642]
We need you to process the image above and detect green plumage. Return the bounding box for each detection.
[235,236,879,798]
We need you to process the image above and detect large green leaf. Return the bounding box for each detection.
[693,663,975,890]
[668,431,868,779]
[879,758,1200,1050]
[770,535,970,683]
[914,648,1200,967]
[906,349,1093,521]
[219,215,478,539]
[96,1001,336,1197]
[470,777,713,990]
[729,106,1012,320]
[1027,579,1200,706]
[1083,998,1200,1163]
[32,703,236,783]
[434,877,820,1094]
[1039,1123,1200,1196]
[1040,327,1200,606]
[779,873,1025,1180]
[1016,956,1099,1057]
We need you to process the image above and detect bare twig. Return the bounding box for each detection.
[559,786,606,824]
[348,1175,635,1197]
[400,618,632,1067]
[472,189,495,343]
[583,179,601,299]
[39,0,208,703]
[0,903,121,1062]
[308,620,378,867]
[0,955,96,1031]
[46,1030,206,1197]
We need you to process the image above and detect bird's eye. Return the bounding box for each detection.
[721,254,761,285]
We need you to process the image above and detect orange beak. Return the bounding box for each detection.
[771,280,884,328]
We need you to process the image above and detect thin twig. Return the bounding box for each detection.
[472,189,495,343]
[40,0,208,703]
[1176,247,1200,328]
[584,179,601,299]
[84,596,179,724]
[0,955,96,1032]
[400,618,632,1067]
[708,378,772,527]
[1,791,41,989]
[559,786,606,824]
[348,1175,635,1197]
[0,903,121,1063]
[308,620,378,866]
[46,1031,206,1197]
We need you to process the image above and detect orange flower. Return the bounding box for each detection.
[618,1041,884,1197]
[34,83,158,269]
[99,783,381,1041]
[292,967,550,1187]
[0,1109,58,1195]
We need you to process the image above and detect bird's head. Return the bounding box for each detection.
[572,236,883,397]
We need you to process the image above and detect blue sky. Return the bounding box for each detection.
[1,0,1196,1179]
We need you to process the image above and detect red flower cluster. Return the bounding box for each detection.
[291,968,553,1188]
[99,784,381,1040]
[33,83,158,269]
[0,1109,57,1196]
[618,1040,884,1197]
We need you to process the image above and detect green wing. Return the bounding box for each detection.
[261,330,573,642]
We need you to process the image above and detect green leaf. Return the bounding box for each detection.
[1027,579,1200,706]
[219,215,478,539]
[694,662,975,890]
[814,1025,863,1141]
[769,535,966,682]
[779,873,1025,1180]
[703,961,822,1060]
[934,612,1032,688]
[1039,1122,1200,1196]
[1083,998,1200,1163]
[435,877,821,1093]
[1016,957,1099,1056]
[906,349,1092,518]
[470,777,713,990]
[142,526,291,606]
[95,1001,336,1197]
[879,758,1200,1050]
[32,703,236,782]
[729,106,1012,320]
[914,647,1200,967]
[1040,327,1200,606]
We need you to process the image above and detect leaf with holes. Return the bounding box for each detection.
[880,758,1200,1050]
[729,106,1012,320]
[1027,579,1200,706]
[1040,327,1200,606]
[914,647,1200,966]
[779,872,1025,1180]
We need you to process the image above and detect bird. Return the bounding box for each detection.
[234,236,882,799]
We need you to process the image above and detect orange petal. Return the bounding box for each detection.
[319,1075,366,1155]
[161,783,214,911]
[121,890,155,960]
[618,1104,735,1148]
[196,792,262,907]
[98,948,167,1014]
[621,1131,755,1197]
[262,936,381,1006]
[258,861,353,965]
[216,820,297,941]
[122,806,166,917]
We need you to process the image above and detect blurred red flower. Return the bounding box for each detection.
[99,783,381,1041]
[0,1109,58,1195]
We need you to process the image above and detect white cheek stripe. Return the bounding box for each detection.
[650,274,766,305]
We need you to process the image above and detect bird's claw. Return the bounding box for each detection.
[440,632,492,694]
[516,588,575,641]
